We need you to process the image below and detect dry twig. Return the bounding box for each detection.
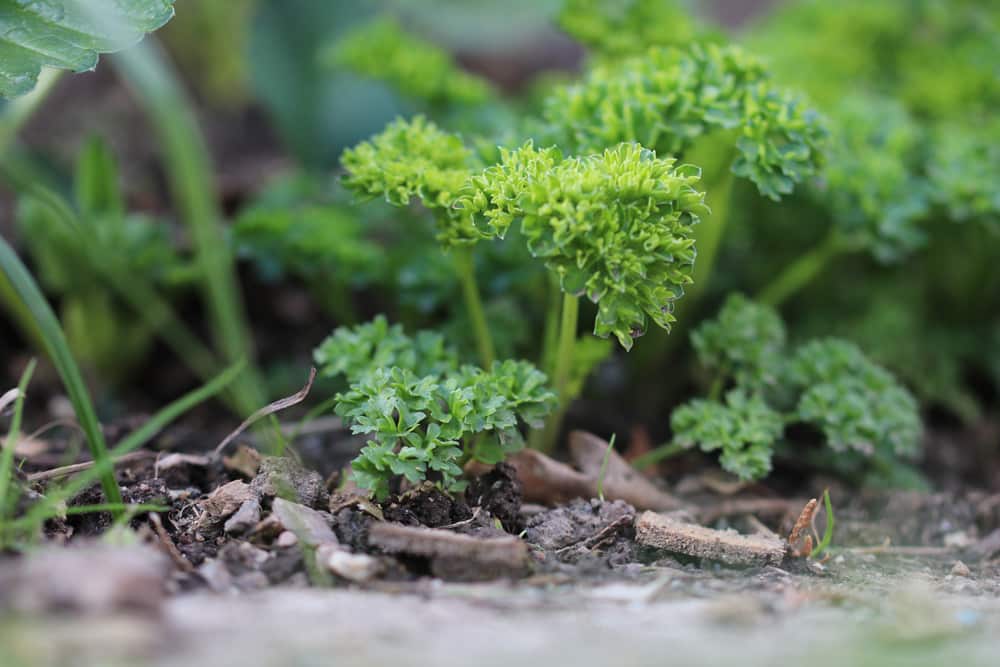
[213,367,316,456]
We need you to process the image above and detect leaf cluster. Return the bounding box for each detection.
[340,115,483,245]
[671,294,921,480]
[671,389,783,480]
[463,142,709,349]
[542,43,827,200]
[325,17,493,108]
[690,292,785,391]
[314,315,458,383]
[318,318,556,499]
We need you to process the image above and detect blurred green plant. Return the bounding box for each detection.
[16,136,190,381]
[557,0,707,59]
[161,0,256,106]
[325,16,493,110]
[637,295,922,483]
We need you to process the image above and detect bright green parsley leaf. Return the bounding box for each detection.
[464,141,709,350]
[543,43,826,200]
[325,16,493,108]
[340,115,484,245]
[786,339,922,459]
[0,0,176,98]
[332,337,556,500]
[671,389,784,481]
[314,315,459,384]
[690,293,786,391]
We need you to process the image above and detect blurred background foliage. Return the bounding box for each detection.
[1,0,997,485]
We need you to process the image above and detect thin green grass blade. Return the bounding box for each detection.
[0,359,37,523]
[596,432,616,502]
[60,503,168,516]
[0,237,122,508]
[809,488,835,558]
[15,360,245,530]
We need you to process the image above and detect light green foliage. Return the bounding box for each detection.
[325,318,556,500]
[543,44,826,200]
[327,16,493,108]
[0,0,176,98]
[464,142,709,349]
[787,340,922,459]
[821,95,930,262]
[671,390,783,481]
[558,0,703,58]
[691,293,785,390]
[341,115,483,245]
[314,315,459,383]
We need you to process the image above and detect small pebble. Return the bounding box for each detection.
[276,531,299,548]
[950,560,971,578]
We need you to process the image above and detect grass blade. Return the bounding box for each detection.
[0,237,122,508]
[15,360,246,531]
[112,39,266,417]
[0,359,37,523]
[809,489,836,559]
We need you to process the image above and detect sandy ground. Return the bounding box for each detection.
[3,549,999,667]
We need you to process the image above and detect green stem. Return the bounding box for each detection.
[688,167,735,305]
[533,293,579,453]
[111,40,265,417]
[757,232,845,307]
[553,293,579,400]
[454,247,495,367]
[539,274,562,375]
[630,441,686,471]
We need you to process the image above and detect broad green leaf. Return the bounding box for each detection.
[0,0,176,98]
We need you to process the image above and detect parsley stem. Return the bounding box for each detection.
[757,232,845,307]
[540,274,562,376]
[534,293,579,453]
[455,247,495,368]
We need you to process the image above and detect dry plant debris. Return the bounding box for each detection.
[634,511,786,566]
[369,522,528,580]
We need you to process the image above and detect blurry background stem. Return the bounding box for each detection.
[111,39,265,417]
[757,231,846,307]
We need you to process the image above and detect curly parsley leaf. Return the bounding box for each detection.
[464,141,709,349]
[691,293,786,391]
[543,43,826,200]
[670,389,784,481]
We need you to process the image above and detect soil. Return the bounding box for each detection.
[2,433,1000,666]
